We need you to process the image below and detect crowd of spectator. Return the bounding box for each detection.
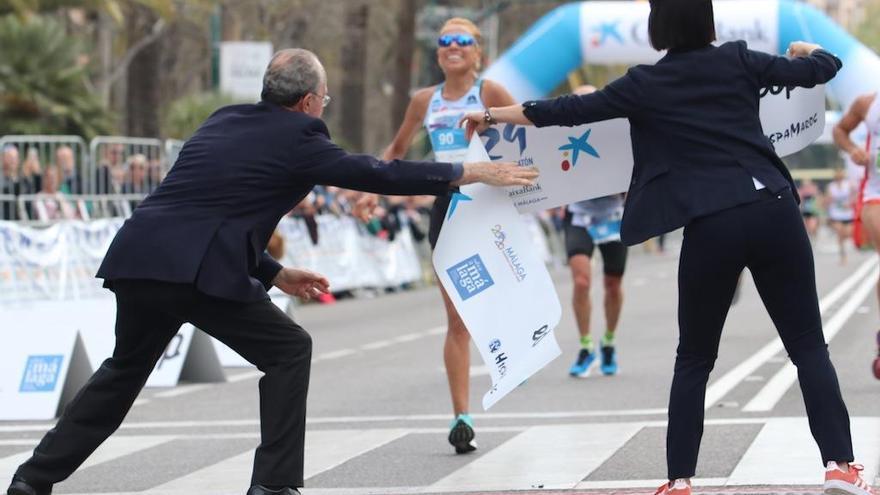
[0,142,164,222]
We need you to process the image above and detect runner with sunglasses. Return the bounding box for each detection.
[380,18,516,454]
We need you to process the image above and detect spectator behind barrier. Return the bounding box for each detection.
[56,145,83,195]
[34,164,78,221]
[96,143,125,194]
[2,144,21,220]
[21,147,43,194]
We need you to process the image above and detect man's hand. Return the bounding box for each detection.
[849,147,871,167]
[272,267,330,301]
[452,161,539,188]
[353,193,380,221]
[787,41,822,58]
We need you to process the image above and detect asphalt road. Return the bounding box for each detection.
[1,231,878,495]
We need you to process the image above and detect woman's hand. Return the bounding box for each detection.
[462,110,491,140]
[787,41,822,58]
[272,267,330,301]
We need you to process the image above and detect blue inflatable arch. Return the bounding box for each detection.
[484,0,880,109]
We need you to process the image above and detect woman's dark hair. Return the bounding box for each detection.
[648,0,717,51]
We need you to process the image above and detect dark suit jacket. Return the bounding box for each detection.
[523,41,842,245]
[97,102,462,302]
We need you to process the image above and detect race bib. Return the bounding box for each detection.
[588,219,622,244]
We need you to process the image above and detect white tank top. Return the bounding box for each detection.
[861,94,880,202]
[423,80,485,163]
[827,180,854,221]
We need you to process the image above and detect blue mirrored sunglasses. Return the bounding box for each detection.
[438,33,476,48]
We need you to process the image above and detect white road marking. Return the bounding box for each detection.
[428,423,644,491]
[154,429,409,491]
[743,266,879,412]
[704,257,878,410]
[728,417,880,485]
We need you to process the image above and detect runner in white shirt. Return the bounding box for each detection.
[824,168,856,265]
[833,91,880,379]
[376,17,517,453]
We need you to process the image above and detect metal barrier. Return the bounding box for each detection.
[0,135,90,197]
[89,136,165,195]
[15,193,146,225]
[165,139,184,169]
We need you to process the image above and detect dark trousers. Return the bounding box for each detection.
[16,280,312,488]
[667,188,853,480]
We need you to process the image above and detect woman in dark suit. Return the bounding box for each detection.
[463,1,870,495]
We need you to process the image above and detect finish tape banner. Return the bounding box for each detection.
[486,84,825,213]
[433,137,562,410]
[481,120,633,213]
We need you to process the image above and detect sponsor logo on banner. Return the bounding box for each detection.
[20,355,64,392]
[446,192,473,220]
[491,224,526,282]
[532,324,551,347]
[760,86,821,146]
[480,124,546,206]
[587,17,770,51]
[590,21,624,47]
[446,254,495,301]
[488,338,508,378]
[559,129,600,171]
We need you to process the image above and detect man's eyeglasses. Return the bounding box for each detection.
[438,33,476,48]
[311,93,331,108]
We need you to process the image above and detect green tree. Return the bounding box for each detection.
[0,14,111,137]
[161,91,240,140]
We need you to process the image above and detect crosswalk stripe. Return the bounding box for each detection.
[727,417,880,486]
[428,423,644,491]
[152,429,409,492]
[743,266,880,412]
[79,435,178,469]
[0,435,175,482]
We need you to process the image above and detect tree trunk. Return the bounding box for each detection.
[339,2,369,151]
[124,4,162,137]
[392,0,417,128]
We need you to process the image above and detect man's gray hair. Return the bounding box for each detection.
[261,48,325,107]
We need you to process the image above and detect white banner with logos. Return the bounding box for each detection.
[578,1,778,65]
[759,84,826,157]
[277,215,423,291]
[220,41,274,100]
[433,137,562,410]
[482,121,634,213]
[0,324,92,421]
[486,85,826,212]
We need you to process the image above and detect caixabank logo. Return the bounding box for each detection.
[590,20,624,48]
[20,355,64,393]
[559,129,600,171]
[447,254,495,301]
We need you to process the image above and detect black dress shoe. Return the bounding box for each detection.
[246,486,300,495]
[7,477,51,495]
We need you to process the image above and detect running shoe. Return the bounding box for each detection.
[824,462,874,495]
[655,479,691,495]
[873,330,880,380]
[448,414,477,454]
[600,344,618,375]
[569,348,596,377]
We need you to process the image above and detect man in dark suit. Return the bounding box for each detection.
[7,48,536,495]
